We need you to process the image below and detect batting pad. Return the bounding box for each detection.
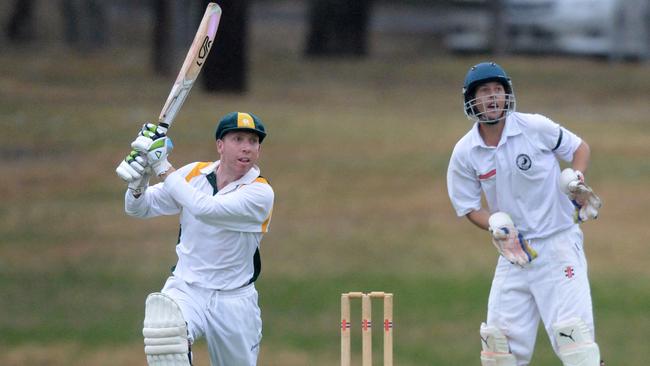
[143,292,191,366]
[480,323,517,366]
[553,318,600,366]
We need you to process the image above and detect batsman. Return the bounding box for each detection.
[116,112,274,366]
[446,62,604,366]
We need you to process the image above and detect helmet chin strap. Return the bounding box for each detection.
[478,110,506,124]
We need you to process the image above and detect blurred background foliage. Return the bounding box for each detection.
[1,1,649,365]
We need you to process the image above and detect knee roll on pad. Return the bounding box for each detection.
[143,292,191,366]
[552,318,601,366]
[480,323,517,366]
[480,353,518,366]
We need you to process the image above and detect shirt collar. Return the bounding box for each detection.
[199,160,261,191]
[469,114,522,148]
[200,161,219,174]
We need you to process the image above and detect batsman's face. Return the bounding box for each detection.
[474,81,507,121]
[217,131,261,177]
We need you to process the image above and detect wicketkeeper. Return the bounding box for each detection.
[116,112,274,366]
[446,62,604,366]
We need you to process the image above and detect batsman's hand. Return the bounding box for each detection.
[488,212,538,266]
[127,172,151,197]
[131,123,173,176]
[116,149,148,182]
[559,168,602,223]
[116,149,152,196]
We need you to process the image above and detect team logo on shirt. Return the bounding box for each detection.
[564,266,575,279]
[516,154,532,171]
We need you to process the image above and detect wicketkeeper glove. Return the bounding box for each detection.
[488,212,538,266]
[131,123,173,176]
[559,168,602,223]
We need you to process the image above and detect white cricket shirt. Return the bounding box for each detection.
[447,112,582,239]
[125,161,274,290]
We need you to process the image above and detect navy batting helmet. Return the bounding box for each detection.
[462,62,516,123]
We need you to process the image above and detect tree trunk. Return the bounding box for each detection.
[61,0,108,51]
[5,0,35,43]
[152,0,197,76]
[305,0,373,57]
[490,0,508,55]
[201,0,249,93]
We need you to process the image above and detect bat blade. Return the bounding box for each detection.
[158,3,222,129]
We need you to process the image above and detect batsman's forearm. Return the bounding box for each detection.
[571,141,591,174]
[125,183,181,218]
[163,173,273,227]
[467,208,491,231]
[159,167,176,181]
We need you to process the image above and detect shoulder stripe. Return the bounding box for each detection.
[185,162,212,182]
[256,175,272,232]
[255,176,270,185]
[478,169,496,180]
[552,128,563,151]
[261,208,272,233]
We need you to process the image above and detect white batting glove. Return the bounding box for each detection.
[488,212,538,266]
[131,123,173,176]
[116,150,148,182]
[559,168,602,223]
[127,172,151,196]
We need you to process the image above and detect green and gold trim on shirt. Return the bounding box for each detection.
[184,162,212,182]
[255,176,272,233]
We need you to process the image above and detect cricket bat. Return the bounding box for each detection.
[157,3,222,131]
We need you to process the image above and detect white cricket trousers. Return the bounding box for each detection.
[161,276,262,366]
[486,225,596,365]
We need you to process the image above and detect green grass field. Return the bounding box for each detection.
[1,15,650,365]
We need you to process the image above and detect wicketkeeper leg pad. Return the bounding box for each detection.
[480,323,517,366]
[552,318,601,366]
[143,292,191,366]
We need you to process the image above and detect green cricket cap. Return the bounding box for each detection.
[215,112,266,143]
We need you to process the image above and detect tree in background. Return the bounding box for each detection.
[489,0,508,55]
[4,0,107,50]
[152,0,198,76]
[201,0,249,93]
[152,0,248,92]
[4,0,35,43]
[61,0,108,51]
[305,0,373,57]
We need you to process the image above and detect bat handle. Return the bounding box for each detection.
[157,122,170,134]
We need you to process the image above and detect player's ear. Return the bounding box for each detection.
[216,139,223,153]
